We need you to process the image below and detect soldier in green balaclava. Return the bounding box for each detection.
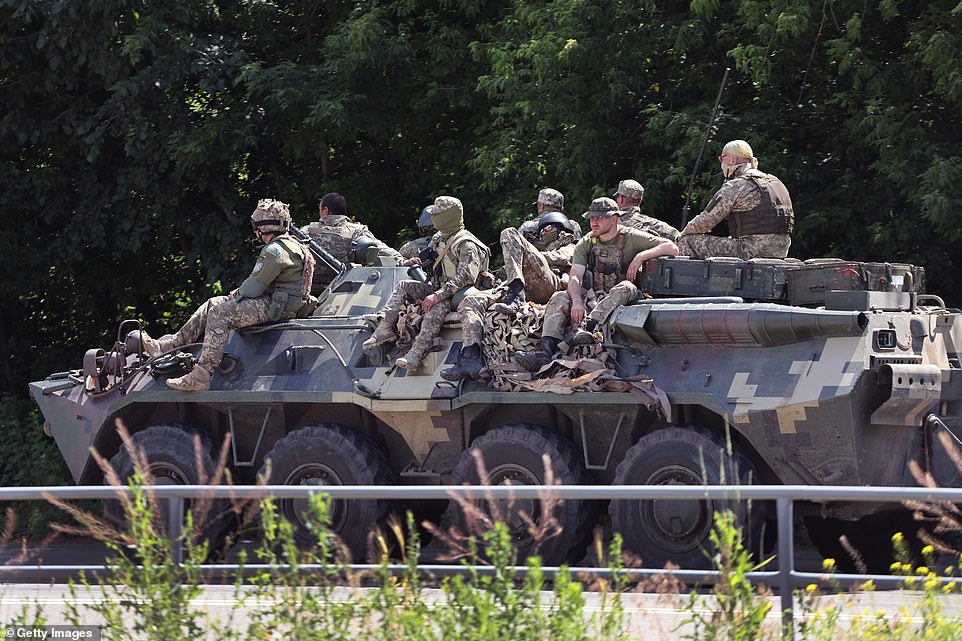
[362,196,490,372]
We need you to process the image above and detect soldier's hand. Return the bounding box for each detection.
[570,299,586,325]
[627,255,647,278]
[403,257,421,267]
[422,293,441,312]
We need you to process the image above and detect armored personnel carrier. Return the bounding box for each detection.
[29,252,962,569]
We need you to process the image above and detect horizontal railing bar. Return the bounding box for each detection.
[2,484,962,502]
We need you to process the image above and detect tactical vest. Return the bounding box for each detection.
[587,230,628,294]
[267,235,315,317]
[729,170,795,237]
[434,229,490,287]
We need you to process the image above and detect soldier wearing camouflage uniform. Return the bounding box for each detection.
[140,199,314,391]
[514,198,678,372]
[677,140,794,260]
[363,196,490,372]
[494,188,583,316]
[613,179,679,240]
[399,206,436,260]
[305,192,403,291]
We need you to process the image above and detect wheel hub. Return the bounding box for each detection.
[284,463,346,533]
[644,465,710,545]
[486,464,541,542]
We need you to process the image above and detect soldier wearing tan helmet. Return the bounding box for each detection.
[514,198,679,372]
[677,140,794,260]
[613,179,679,240]
[138,199,315,391]
[363,196,490,373]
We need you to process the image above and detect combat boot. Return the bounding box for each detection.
[395,343,428,370]
[362,312,399,350]
[440,344,484,382]
[166,364,212,391]
[513,336,560,372]
[569,319,599,346]
[135,331,176,357]
[494,279,526,316]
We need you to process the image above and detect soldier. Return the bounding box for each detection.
[304,192,403,290]
[676,140,794,260]
[399,205,436,261]
[514,198,678,372]
[494,188,583,316]
[139,199,314,391]
[613,179,680,240]
[362,196,490,372]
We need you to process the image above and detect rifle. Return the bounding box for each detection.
[290,223,345,275]
[681,67,731,227]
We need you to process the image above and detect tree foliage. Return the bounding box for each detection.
[1,0,960,397]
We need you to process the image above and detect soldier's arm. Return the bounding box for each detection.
[680,182,738,235]
[543,243,576,269]
[435,242,484,301]
[236,245,287,300]
[627,238,679,278]
[567,263,587,324]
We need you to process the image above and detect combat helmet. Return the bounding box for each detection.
[417,206,436,237]
[350,236,381,265]
[251,199,291,233]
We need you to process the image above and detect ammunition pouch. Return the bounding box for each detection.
[267,290,289,321]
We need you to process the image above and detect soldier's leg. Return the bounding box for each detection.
[499,228,563,305]
[144,296,227,357]
[442,290,500,381]
[588,281,638,325]
[396,299,450,370]
[167,296,269,391]
[678,234,742,259]
[364,280,433,348]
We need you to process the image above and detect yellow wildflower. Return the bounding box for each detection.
[805,583,818,594]
[922,545,934,557]
[891,532,904,543]
[822,557,836,570]
[916,566,929,575]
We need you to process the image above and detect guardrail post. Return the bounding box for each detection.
[167,495,184,564]
[777,497,794,637]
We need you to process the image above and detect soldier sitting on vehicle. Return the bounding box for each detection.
[613,179,680,240]
[514,198,678,371]
[362,196,490,371]
[494,187,583,317]
[676,140,793,260]
[399,205,436,261]
[139,199,315,391]
[304,192,403,291]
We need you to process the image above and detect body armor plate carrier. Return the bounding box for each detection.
[729,170,794,237]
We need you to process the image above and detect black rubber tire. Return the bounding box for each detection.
[609,426,767,569]
[449,424,594,565]
[258,424,394,561]
[804,510,925,574]
[106,424,233,560]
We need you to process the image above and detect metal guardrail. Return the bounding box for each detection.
[2,483,961,629]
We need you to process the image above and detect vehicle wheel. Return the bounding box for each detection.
[258,424,394,561]
[609,426,766,569]
[448,424,594,565]
[804,510,925,574]
[106,424,233,560]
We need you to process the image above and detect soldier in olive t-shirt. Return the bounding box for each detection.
[514,197,678,372]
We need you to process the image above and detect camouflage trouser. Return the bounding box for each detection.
[677,233,791,260]
[170,295,274,370]
[458,288,503,348]
[541,281,638,339]
[385,280,454,359]
[500,227,564,304]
